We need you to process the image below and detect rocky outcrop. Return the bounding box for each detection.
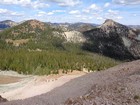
[64,31,86,43]
[83,19,140,60]
[0,95,7,103]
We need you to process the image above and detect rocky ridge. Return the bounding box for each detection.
[83,19,140,60]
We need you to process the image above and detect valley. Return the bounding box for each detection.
[0,19,140,105]
[0,0,140,104]
[0,19,121,75]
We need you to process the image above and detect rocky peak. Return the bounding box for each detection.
[83,19,140,60]
[101,19,125,30]
[100,19,137,38]
[25,19,46,30]
[103,19,118,26]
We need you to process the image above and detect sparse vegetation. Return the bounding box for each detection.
[134,95,140,100]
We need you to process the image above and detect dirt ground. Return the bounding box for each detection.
[0,70,85,101]
[0,76,22,84]
[1,60,140,105]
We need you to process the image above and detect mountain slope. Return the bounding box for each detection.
[0,19,65,49]
[0,20,88,48]
[0,19,120,75]
[67,22,97,32]
[48,22,97,32]
[1,60,140,105]
[83,19,140,60]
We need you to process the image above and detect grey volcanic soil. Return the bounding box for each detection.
[1,60,140,105]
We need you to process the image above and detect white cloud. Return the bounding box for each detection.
[0,8,23,16]
[75,15,82,18]
[113,0,140,5]
[104,9,123,20]
[47,12,54,15]
[83,4,101,14]
[31,1,50,9]
[89,17,93,19]
[37,11,47,16]
[104,2,110,7]
[37,10,65,16]
[116,16,123,19]
[0,0,49,9]
[82,9,90,13]
[59,0,81,6]
[97,17,104,20]
[52,10,66,13]
[108,9,119,15]
[2,0,30,5]
[69,10,80,14]
[133,14,137,16]
[44,0,82,6]
[89,4,100,10]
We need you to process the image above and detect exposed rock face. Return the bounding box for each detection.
[83,19,140,60]
[0,95,7,103]
[46,22,92,43]
[64,31,86,43]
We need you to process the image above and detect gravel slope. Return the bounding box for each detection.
[1,60,140,105]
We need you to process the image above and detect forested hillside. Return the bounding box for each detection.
[0,20,120,75]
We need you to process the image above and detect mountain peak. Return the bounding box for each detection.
[1,20,14,23]
[104,19,115,23]
[24,19,46,30]
[26,19,43,25]
[100,19,128,32]
[0,20,17,29]
[102,19,118,27]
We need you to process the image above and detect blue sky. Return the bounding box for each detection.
[0,0,140,25]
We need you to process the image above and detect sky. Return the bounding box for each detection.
[0,0,140,25]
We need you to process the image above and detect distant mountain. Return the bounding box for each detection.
[48,22,97,32]
[0,20,97,44]
[83,19,140,60]
[0,20,17,30]
[67,22,98,32]
[128,25,140,29]
[0,19,140,60]
[0,19,67,49]
[0,19,120,75]
[0,19,87,49]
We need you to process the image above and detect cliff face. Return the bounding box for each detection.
[83,19,140,60]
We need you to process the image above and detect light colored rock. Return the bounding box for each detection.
[64,31,86,43]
